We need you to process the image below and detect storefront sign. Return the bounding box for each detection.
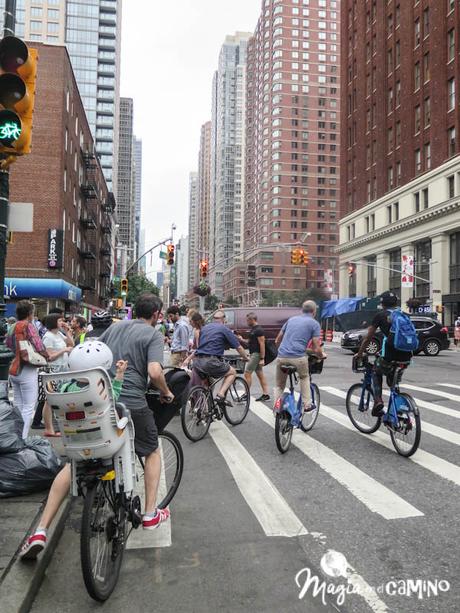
[401,255,414,288]
[48,229,63,269]
[3,278,82,302]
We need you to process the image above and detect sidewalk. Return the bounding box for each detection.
[0,434,70,613]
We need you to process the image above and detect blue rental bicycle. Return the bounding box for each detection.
[346,355,421,457]
[274,357,323,454]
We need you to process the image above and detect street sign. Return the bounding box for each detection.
[401,255,414,288]
[159,250,167,260]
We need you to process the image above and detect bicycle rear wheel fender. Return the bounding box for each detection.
[80,480,126,602]
[157,430,184,509]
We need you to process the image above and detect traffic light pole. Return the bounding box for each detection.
[0,2,16,380]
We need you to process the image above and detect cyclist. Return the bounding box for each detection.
[274,300,325,412]
[99,293,174,530]
[86,309,113,339]
[356,291,413,416]
[193,310,248,407]
[20,343,128,560]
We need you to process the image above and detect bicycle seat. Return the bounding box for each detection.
[280,365,298,374]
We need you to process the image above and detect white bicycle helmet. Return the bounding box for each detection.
[68,340,113,371]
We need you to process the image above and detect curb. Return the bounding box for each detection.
[0,496,72,613]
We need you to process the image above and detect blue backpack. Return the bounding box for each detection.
[387,309,419,353]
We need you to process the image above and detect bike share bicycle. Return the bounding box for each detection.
[274,355,324,454]
[42,367,184,602]
[346,355,421,457]
[181,359,250,442]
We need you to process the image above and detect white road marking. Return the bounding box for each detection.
[316,402,460,487]
[439,383,460,391]
[402,383,460,404]
[209,420,308,537]
[127,444,172,550]
[320,386,460,446]
[250,401,423,520]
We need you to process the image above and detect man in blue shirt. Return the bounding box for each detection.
[274,300,325,411]
[167,305,191,367]
[194,310,248,406]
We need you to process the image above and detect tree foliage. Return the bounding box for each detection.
[127,275,159,304]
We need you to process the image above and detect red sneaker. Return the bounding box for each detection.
[19,533,47,560]
[142,508,170,530]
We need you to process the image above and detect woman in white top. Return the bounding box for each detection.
[41,314,73,436]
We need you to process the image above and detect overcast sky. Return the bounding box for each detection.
[120,1,261,276]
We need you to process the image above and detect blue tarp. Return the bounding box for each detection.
[321,298,363,319]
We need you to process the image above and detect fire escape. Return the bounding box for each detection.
[78,150,99,300]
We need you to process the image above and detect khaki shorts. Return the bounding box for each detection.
[245,352,262,373]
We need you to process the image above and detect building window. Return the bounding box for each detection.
[448,0,455,14]
[414,191,420,213]
[448,78,455,111]
[414,105,421,134]
[448,174,455,198]
[414,62,420,91]
[387,205,393,224]
[424,142,431,169]
[395,81,401,107]
[423,187,429,209]
[448,126,456,157]
[415,149,421,174]
[396,161,402,184]
[448,29,455,62]
[388,166,394,189]
[414,18,421,47]
[423,53,430,82]
[423,8,430,37]
[424,97,431,127]
[396,121,401,147]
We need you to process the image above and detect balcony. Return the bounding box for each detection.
[100,271,111,279]
[80,214,97,230]
[101,222,112,235]
[78,244,96,260]
[80,182,97,199]
[81,149,96,169]
[102,192,115,212]
[79,277,96,291]
[100,244,112,256]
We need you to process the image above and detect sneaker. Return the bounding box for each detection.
[302,404,314,413]
[256,394,270,402]
[142,508,170,530]
[372,400,385,417]
[19,533,47,560]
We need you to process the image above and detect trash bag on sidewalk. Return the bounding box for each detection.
[0,438,62,498]
[0,385,62,497]
[0,385,26,454]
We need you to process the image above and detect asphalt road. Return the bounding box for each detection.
[31,344,460,613]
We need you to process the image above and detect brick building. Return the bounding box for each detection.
[223,0,341,304]
[339,0,460,326]
[6,43,114,316]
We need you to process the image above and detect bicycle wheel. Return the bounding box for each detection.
[157,431,184,508]
[275,411,293,454]
[300,383,320,432]
[224,376,250,425]
[181,385,212,442]
[389,393,421,457]
[346,383,381,434]
[80,479,126,602]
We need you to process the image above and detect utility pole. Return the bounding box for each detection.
[0,1,17,379]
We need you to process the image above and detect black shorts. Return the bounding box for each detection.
[193,356,231,379]
[130,405,158,457]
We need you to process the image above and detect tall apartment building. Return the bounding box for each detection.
[339,0,460,326]
[187,172,199,289]
[0,0,122,193]
[224,0,341,303]
[5,43,113,315]
[133,137,143,257]
[197,121,212,262]
[209,32,252,297]
[116,98,135,269]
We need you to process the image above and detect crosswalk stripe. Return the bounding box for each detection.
[320,386,460,447]
[320,385,460,420]
[439,383,460,391]
[127,446,172,550]
[402,383,460,404]
[210,420,308,537]
[317,403,460,487]
[250,400,423,520]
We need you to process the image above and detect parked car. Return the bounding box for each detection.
[208,307,301,341]
[341,315,450,356]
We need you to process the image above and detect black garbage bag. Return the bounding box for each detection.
[0,384,26,454]
[0,438,62,498]
[146,368,190,433]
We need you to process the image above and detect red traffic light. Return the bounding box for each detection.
[348,263,356,277]
[199,259,209,277]
[167,243,175,266]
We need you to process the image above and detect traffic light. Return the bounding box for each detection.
[199,259,208,278]
[298,249,309,265]
[120,278,128,296]
[167,243,175,266]
[348,263,356,277]
[290,248,301,264]
[0,36,38,155]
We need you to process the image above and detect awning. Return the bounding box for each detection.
[321,297,363,318]
[4,278,82,302]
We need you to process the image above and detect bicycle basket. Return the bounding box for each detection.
[308,358,324,375]
[352,355,369,373]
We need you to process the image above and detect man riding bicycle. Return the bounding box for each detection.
[274,300,326,412]
[356,291,413,417]
[193,310,248,407]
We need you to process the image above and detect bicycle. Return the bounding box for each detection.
[346,355,421,457]
[42,368,183,602]
[274,356,323,454]
[181,363,250,442]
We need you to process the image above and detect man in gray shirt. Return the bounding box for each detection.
[167,305,191,367]
[100,293,174,530]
